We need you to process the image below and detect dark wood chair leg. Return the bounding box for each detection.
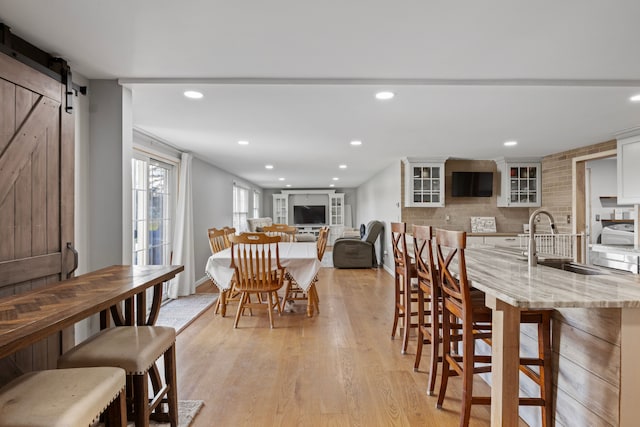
[414,288,425,370]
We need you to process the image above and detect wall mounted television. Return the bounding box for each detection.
[451,171,494,197]
[293,205,326,225]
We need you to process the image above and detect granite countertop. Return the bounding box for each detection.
[463,247,640,309]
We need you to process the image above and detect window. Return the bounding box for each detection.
[233,185,249,232]
[253,190,260,219]
[132,157,175,266]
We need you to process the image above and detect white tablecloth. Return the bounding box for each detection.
[205,242,321,292]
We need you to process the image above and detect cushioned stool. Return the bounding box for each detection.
[58,326,177,427]
[0,367,126,427]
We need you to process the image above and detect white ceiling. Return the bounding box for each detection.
[1,1,639,188]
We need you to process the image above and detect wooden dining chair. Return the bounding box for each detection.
[263,223,298,242]
[209,227,242,316]
[228,232,286,328]
[208,227,228,254]
[435,228,553,427]
[222,226,236,247]
[412,224,443,396]
[282,226,328,317]
[390,222,419,354]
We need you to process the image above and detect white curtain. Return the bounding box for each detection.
[169,153,195,298]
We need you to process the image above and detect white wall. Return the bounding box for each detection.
[74,74,91,277]
[356,160,402,271]
[191,156,262,284]
[87,80,127,270]
[73,73,99,343]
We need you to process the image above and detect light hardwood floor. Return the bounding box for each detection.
[177,267,526,426]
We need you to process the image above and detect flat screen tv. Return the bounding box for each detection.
[293,205,326,225]
[451,171,493,197]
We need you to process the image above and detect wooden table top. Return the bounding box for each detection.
[0,264,183,359]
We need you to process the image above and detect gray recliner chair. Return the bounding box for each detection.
[333,220,384,268]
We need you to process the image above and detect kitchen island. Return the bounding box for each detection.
[462,246,640,427]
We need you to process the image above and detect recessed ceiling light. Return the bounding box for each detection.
[329,184,335,188]
[278,177,285,181]
[183,90,203,99]
[332,177,339,181]
[631,94,640,102]
[339,164,347,169]
[265,164,274,169]
[286,184,292,187]
[350,140,362,146]
[237,140,249,145]
[375,91,395,100]
[504,140,518,147]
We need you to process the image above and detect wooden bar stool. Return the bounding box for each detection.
[0,367,126,427]
[390,222,419,354]
[58,326,178,427]
[435,229,553,427]
[412,225,443,396]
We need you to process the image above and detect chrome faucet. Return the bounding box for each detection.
[528,208,556,267]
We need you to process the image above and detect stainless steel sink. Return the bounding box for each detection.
[537,259,607,275]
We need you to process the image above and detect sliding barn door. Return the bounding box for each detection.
[0,51,74,372]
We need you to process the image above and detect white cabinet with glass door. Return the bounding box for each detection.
[403,158,446,207]
[329,193,344,226]
[273,194,288,224]
[329,193,345,244]
[495,157,541,207]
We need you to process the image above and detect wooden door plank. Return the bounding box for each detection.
[0,187,14,263]
[0,81,15,263]
[13,87,35,262]
[31,132,47,257]
[46,113,60,256]
[0,253,62,288]
[0,96,59,206]
[14,160,31,261]
[0,51,62,102]
[0,81,15,155]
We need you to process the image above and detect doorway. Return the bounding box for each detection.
[573,149,617,263]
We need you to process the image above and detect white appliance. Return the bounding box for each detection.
[600,221,634,245]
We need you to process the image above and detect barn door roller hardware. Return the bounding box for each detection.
[0,23,86,113]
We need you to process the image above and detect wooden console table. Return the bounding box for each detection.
[0,264,184,360]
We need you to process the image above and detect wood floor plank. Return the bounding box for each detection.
[178,267,527,426]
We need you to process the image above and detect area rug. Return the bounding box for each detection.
[156,294,217,333]
[97,400,204,427]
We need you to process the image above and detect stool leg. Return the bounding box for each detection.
[427,296,440,396]
[165,344,178,427]
[105,387,127,427]
[539,312,553,427]
[414,288,425,370]
[391,273,401,339]
[436,312,451,409]
[401,272,411,354]
[133,373,150,427]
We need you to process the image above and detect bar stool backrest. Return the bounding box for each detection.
[435,229,472,321]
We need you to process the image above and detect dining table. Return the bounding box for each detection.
[205,241,321,316]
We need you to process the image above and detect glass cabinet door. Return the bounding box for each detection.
[406,162,444,207]
[506,164,539,206]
